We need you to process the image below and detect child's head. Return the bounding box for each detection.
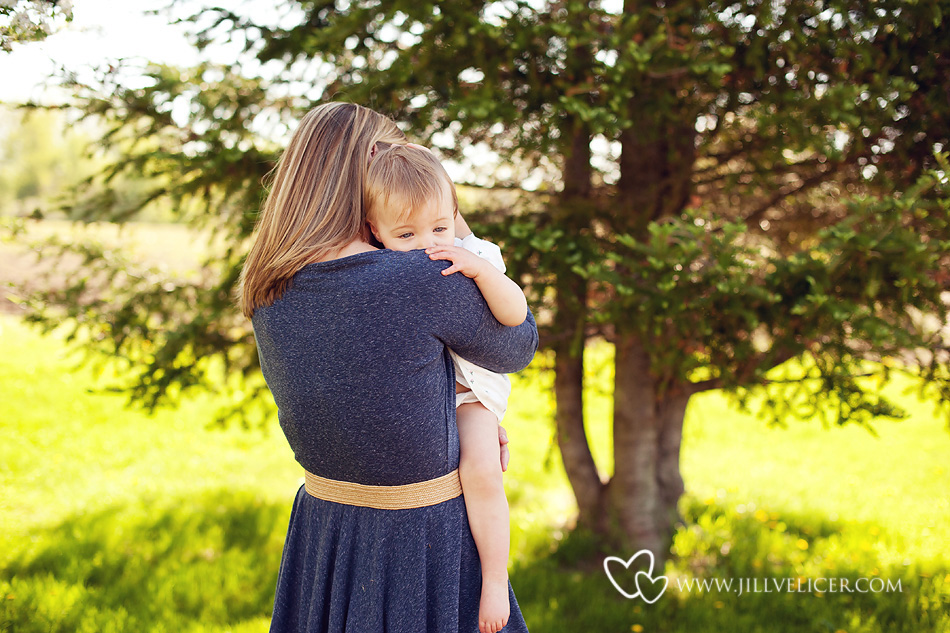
[364,144,458,251]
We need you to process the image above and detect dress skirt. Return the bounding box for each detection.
[269,485,530,633]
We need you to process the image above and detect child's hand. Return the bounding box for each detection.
[499,424,509,473]
[425,245,490,280]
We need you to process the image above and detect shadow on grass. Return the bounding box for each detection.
[4,490,949,633]
[1,489,289,633]
[511,495,950,633]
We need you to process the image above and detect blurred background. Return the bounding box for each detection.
[1,1,949,631]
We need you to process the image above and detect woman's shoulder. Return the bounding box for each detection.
[293,248,468,295]
[252,248,485,331]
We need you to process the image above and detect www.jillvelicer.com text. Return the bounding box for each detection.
[676,577,902,596]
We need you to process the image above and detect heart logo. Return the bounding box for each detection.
[634,570,669,603]
[603,550,661,600]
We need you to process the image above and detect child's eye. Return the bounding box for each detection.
[433,227,447,233]
[397,232,413,239]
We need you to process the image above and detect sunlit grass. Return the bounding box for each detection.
[508,341,950,632]
[3,315,950,632]
[546,340,950,568]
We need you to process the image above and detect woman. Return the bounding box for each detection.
[240,102,538,632]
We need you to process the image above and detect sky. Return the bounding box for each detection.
[0,0,198,104]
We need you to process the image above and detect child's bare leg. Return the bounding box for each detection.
[457,401,510,633]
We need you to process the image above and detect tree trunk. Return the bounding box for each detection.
[609,5,697,563]
[655,390,690,553]
[553,316,603,527]
[607,333,664,560]
[552,110,604,526]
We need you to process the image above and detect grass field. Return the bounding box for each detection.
[2,300,950,630]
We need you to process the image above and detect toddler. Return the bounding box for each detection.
[364,144,528,633]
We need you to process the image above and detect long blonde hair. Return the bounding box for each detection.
[240,102,406,318]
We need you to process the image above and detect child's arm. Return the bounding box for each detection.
[425,245,528,327]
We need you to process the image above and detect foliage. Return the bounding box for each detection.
[11,61,288,417]
[0,0,72,51]
[14,0,947,426]
[589,164,950,423]
[223,0,948,210]
[478,161,950,426]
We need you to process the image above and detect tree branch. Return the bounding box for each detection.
[687,378,722,394]
[742,163,842,226]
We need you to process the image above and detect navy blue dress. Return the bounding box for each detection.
[252,248,539,632]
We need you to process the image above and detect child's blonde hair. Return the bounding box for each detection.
[240,102,406,318]
[364,144,459,226]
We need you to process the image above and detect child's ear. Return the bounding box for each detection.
[367,221,382,242]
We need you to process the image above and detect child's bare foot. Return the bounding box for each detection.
[479,574,510,633]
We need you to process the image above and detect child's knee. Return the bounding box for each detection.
[459,450,502,489]
[457,402,503,487]
[457,402,499,426]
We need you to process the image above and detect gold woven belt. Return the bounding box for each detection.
[303,468,462,510]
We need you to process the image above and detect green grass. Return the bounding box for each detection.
[2,315,949,632]
[0,316,298,632]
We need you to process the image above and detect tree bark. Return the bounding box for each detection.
[553,315,603,526]
[608,333,664,560]
[552,108,604,526]
[655,390,690,553]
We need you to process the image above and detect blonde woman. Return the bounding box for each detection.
[240,102,537,633]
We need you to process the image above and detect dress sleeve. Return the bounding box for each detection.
[417,253,538,374]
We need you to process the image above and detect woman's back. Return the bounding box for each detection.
[252,248,538,486]
[254,248,537,632]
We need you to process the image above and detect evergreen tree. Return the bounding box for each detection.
[23,0,950,561]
